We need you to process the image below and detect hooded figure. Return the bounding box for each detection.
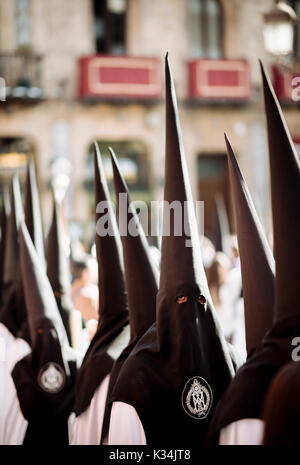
[71,143,130,445]
[46,195,74,344]
[0,176,29,342]
[206,62,300,445]
[0,187,12,444]
[225,134,275,355]
[0,179,32,445]
[108,55,236,446]
[11,221,77,444]
[24,158,45,267]
[100,147,159,443]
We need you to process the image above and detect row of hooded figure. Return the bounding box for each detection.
[0,55,299,446]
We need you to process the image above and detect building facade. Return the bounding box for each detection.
[0,0,299,245]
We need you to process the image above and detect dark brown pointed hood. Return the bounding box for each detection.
[225,133,275,353]
[99,148,159,442]
[260,61,300,322]
[3,176,23,287]
[108,55,236,446]
[74,143,129,417]
[0,175,28,338]
[95,144,129,334]
[11,221,76,444]
[24,158,45,266]
[110,147,159,343]
[19,221,70,349]
[206,64,300,443]
[159,53,214,310]
[46,194,73,343]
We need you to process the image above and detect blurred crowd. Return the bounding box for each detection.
[70,232,249,360]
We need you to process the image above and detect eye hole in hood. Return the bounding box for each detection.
[197,295,206,305]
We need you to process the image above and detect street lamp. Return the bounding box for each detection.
[263,0,298,56]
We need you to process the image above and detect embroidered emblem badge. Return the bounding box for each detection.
[38,362,66,393]
[181,376,213,419]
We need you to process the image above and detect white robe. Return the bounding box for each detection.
[70,325,130,445]
[0,323,14,440]
[70,374,110,445]
[0,324,31,445]
[108,404,265,446]
[219,419,265,445]
[108,402,146,445]
[231,298,247,360]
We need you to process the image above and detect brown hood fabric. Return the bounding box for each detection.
[225,134,275,353]
[260,60,300,323]
[0,176,29,341]
[74,143,129,416]
[12,222,76,444]
[206,62,300,444]
[24,158,45,267]
[46,195,73,343]
[99,147,159,442]
[108,55,236,446]
[0,186,10,306]
[109,147,159,345]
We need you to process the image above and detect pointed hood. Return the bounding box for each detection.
[11,221,76,444]
[24,157,45,266]
[225,134,275,353]
[0,175,28,337]
[2,175,23,287]
[160,54,212,304]
[94,143,128,334]
[110,147,159,343]
[46,194,73,343]
[74,144,129,417]
[205,67,300,442]
[213,193,230,253]
[97,147,158,441]
[108,55,236,446]
[46,195,71,297]
[260,61,300,322]
[19,221,69,349]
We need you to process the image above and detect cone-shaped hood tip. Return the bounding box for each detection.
[108,146,117,162]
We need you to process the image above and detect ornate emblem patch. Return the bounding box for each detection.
[181,376,213,420]
[38,362,66,394]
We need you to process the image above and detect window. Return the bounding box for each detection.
[197,154,232,240]
[93,0,127,55]
[85,140,151,205]
[15,0,31,49]
[0,137,33,182]
[85,140,153,238]
[188,0,223,59]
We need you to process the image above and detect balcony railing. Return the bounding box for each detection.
[188,59,251,102]
[0,52,43,101]
[78,55,162,100]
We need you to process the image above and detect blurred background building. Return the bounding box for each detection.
[0,0,299,246]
